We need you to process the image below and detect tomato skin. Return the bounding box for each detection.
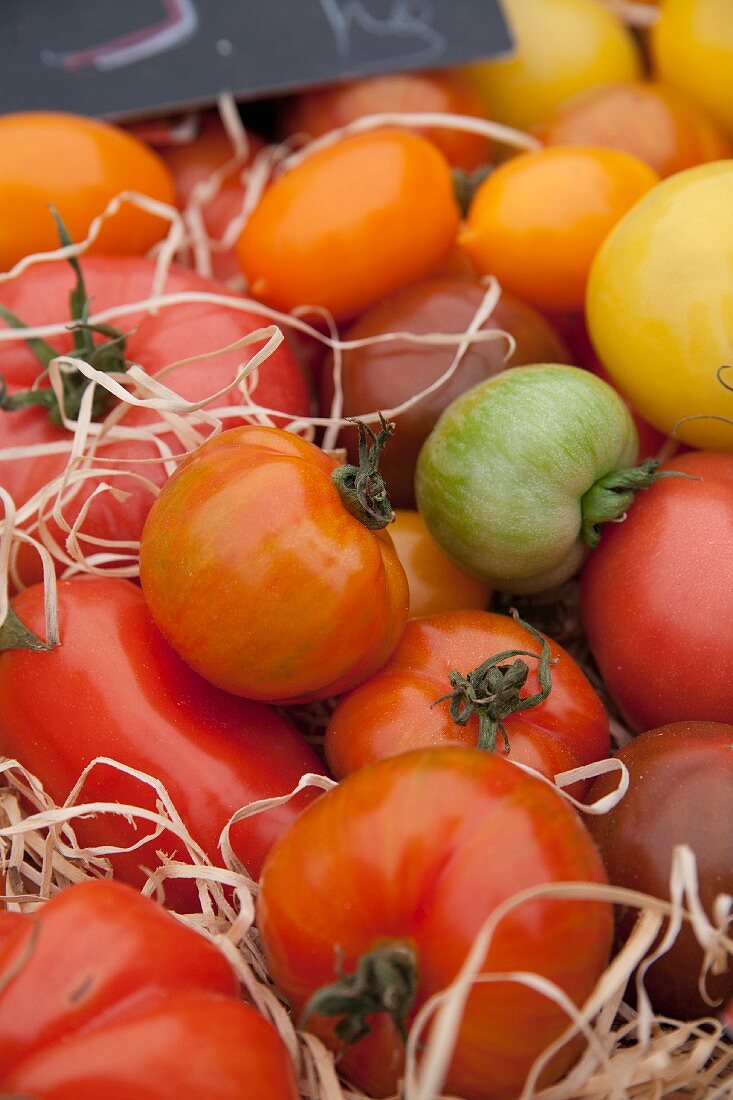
[0,578,324,902]
[258,746,612,1099]
[580,451,733,731]
[236,129,460,319]
[319,277,572,508]
[139,425,409,702]
[585,721,733,1020]
[459,146,659,312]
[389,510,492,618]
[325,610,608,786]
[0,880,299,1099]
[0,112,176,271]
[280,69,492,172]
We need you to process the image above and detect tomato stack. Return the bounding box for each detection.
[0,1,732,1098]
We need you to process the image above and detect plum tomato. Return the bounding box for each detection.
[586,721,733,1020]
[580,451,733,732]
[319,277,572,507]
[388,510,491,618]
[236,129,460,319]
[258,746,613,1099]
[459,146,659,312]
[324,608,609,787]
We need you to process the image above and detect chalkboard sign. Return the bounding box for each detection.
[0,0,512,120]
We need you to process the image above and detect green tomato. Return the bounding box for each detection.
[415,364,639,594]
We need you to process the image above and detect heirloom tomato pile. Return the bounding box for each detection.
[0,1,732,1098]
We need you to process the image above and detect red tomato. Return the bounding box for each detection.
[0,578,324,906]
[581,451,733,731]
[389,510,492,618]
[139,424,409,702]
[325,610,609,791]
[280,69,492,172]
[258,747,612,1099]
[0,880,298,1099]
[0,255,311,584]
[586,721,733,1019]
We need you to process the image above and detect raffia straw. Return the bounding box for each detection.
[602,0,661,28]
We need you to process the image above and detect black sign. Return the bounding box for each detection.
[0,0,512,120]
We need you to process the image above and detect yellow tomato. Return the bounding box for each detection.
[0,112,176,271]
[389,510,491,618]
[586,160,733,451]
[463,0,642,132]
[652,0,733,136]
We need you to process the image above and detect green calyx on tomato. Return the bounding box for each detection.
[433,613,552,752]
[0,605,53,655]
[331,415,396,531]
[301,942,417,1047]
[0,211,128,427]
[451,164,493,218]
[580,457,694,548]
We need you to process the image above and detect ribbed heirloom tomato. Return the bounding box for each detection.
[0,880,299,1099]
[139,422,409,702]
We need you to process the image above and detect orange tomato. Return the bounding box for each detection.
[538,81,732,178]
[280,69,492,172]
[459,146,659,311]
[389,510,491,618]
[236,130,460,319]
[0,112,176,270]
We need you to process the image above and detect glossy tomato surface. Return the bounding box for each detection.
[0,578,324,903]
[325,609,608,786]
[236,129,459,319]
[0,880,299,1099]
[320,277,572,507]
[258,746,612,1099]
[139,425,409,702]
[0,112,176,271]
[586,721,733,1019]
[580,451,733,731]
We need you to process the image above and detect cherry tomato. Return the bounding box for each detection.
[0,578,324,905]
[258,746,612,1098]
[0,255,311,585]
[139,424,409,702]
[0,880,299,1099]
[280,69,492,172]
[538,81,733,178]
[581,451,733,731]
[459,146,659,311]
[586,159,733,450]
[319,277,572,507]
[0,112,176,271]
[236,130,460,319]
[463,0,642,132]
[586,721,733,1020]
[325,609,608,788]
[389,510,491,618]
[652,0,733,137]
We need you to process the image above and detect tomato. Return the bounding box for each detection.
[416,364,639,593]
[0,578,324,905]
[0,254,311,584]
[586,159,733,450]
[580,451,733,731]
[651,0,733,136]
[0,880,299,1099]
[463,0,642,132]
[538,81,733,178]
[319,277,572,507]
[324,609,609,788]
[459,146,659,312]
[388,511,491,618]
[586,721,733,1020]
[258,746,612,1099]
[0,112,176,271]
[279,69,492,172]
[236,129,460,319]
[139,424,409,702]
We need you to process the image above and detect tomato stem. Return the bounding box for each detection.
[452,164,493,218]
[0,606,53,654]
[301,941,417,1048]
[580,459,697,549]
[331,414,396,530]
[433,614,553,752]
